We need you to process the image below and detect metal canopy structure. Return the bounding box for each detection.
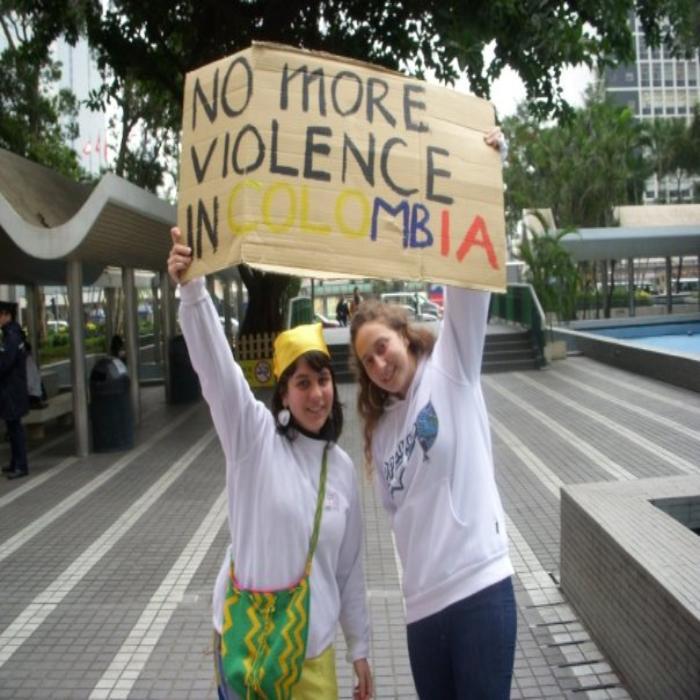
[0,147,177,457]
[0,148,174,282]
[559,226,700,262]
[523,204,700,323]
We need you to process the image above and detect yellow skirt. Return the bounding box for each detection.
[292,644,338,699]
[214,632,338,699]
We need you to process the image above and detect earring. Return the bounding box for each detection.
[277,408,290,427]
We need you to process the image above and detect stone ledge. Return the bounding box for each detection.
[551,325,700,393]
[561,476,700,700]
[23,391,73,439]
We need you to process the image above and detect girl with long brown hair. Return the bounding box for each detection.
[350,129,516,699]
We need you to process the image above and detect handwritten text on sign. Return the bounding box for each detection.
[178,44,505,290]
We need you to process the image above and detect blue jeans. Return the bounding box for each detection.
[406,576,517,699]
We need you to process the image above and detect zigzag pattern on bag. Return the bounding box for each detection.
[222,577,310,700]
[220,587,239,657]
[276,580,309,699]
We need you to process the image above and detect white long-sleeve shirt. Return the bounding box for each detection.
[371,286,513,624]
[179,278,370,661]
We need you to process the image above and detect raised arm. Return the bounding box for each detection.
[168,227,271,462]
[429,127,503,384]
[432,287,490,385]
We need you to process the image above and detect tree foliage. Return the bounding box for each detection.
[81,0,697,118]
[4,0,698,331]
[645,117,694,202]
[505,97,700,320]
[504,96,700,237]
[517,216,580,322]
[0,2,87,179]
[86,73,180,194]
[503,90,652,232]
[689,105,700,198]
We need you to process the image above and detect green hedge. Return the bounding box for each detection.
[39,335,108,363]
[576,288,653,309]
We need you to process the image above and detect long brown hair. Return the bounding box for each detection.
[350,300,436,474]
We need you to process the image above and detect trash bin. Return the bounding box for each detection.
[90,357,134,451]
[168,335,201,403]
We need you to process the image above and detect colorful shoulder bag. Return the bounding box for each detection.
[221,443,329,699]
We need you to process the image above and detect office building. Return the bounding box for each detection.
[602,11,700,201]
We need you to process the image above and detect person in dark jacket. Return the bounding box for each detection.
[335,297,349,327]
[0,301,29,479]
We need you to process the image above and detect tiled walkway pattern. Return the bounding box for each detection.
[1,356,699,698]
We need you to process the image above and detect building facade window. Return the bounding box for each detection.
[664,61,674,86]
[688,63,698,87]
[640,63,650,86]
[676,63,686,86]
[602,12,700,205]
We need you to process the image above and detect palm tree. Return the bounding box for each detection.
[517,214,580,322]
[645,118,686,202]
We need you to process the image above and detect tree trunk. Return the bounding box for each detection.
[675,256,684,293]
[238,265,295,335]
[580,263,590,320]
[603,260,616,319]
[593,262,600,320]
[115,80,136,177]
[37,290,46,343]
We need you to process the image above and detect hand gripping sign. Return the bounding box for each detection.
[178,42,506,291]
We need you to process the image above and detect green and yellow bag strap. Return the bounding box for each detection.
[304,442,329,578]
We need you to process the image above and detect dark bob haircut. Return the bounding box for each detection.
[0,301,18,320]
[271,350,343,442]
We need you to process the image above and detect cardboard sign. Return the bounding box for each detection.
[178,42,505,291]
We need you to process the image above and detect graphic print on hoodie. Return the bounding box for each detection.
[383,399,439,497]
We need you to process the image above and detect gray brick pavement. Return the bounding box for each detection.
[0,356,698,698]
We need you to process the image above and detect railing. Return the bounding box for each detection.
[490,283,547,367]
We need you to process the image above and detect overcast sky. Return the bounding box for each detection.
[429,42,596,119]
[487,64,595,117]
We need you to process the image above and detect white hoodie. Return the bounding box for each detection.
[371,286,513,623]
[179,278,370,661]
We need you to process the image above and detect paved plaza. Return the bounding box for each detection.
[1,355,699,699]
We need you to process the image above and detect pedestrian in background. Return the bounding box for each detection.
[349,287,362,319]
[0,301,30,480]
[110,334,127,363]
[335,297,349,327]
[24,342,47,409]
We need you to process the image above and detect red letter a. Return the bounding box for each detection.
[456,215,499,269]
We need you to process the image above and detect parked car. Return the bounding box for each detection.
[380,292,442,320]
[46,320,69,333]
[314,313,340,328]
[219,316,240,334]
[402,306,441,323]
